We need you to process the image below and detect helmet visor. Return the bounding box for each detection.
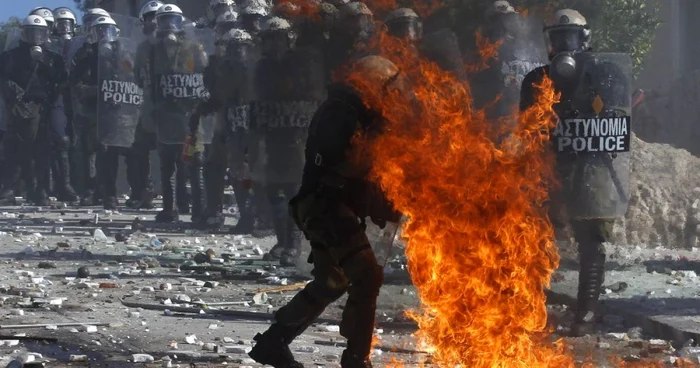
[387,19,422,42]
[54,19,74,34]
[22,26,49,46]
[225,42,251,61]
[545,27,585,55]
[91,24,119,43]
[157,14,184,33]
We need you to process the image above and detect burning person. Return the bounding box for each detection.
[520,9,633,336]
[248,55,404,368]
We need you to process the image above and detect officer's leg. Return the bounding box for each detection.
[201,135,227,228]
[127,123,155,208]
[229,141,254,234]
[32,130,51,206]
[280,183,302,267]
[263,183,286,261]
[249,246,347,368]
[156,143,178,223]
[570,218,613,337]
[0,134,21,199]
[49,97,78,202]
[79,126,99,206]
[99,147,119,210]
[188,149,205,223]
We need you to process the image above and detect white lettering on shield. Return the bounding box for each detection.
[159,73,207,99]
[553,117,630,153]
[101,80,143,105]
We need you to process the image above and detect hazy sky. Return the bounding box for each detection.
[1,0,79,22]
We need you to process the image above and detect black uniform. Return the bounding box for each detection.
[0,42,67,205]
[520,60,616,336]
[69,42,102,205]
[150,36,208,223]
[249,55,400,368]
[251,45,326,266]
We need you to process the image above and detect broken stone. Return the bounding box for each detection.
[223,337,235,343]
[174,294,191,303]
[627,327,644,340]
[202,343,216,351]
[69,355,88,362]
[597,342,611,349]
[606,281,629,292]
[160,283,172,291]
[295,346,320,353]
[132,354,154,363]
[77,266,90,278]
[252,292,268,305]
[82,325,98,333]
[185,335,198,344]
[321,325,340,333]
[37,262,56,269]
[93,229,108,242]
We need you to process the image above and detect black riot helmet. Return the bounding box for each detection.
[543,9,591,59]
[221,28,254,61]
[260,17,294,58]
[208,0,238,26]
[215,10,238,39]
[239,0,268,35]
[385,8,422,42]
[337,2,374,43]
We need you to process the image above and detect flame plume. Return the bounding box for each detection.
[344,29,574,366]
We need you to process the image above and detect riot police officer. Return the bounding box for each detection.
[520,9,632,337]
[326,2,375,75]
[149,4,207,223]
[193,18,248,230]
[251,17,326,266]
[53,7,76,40]
[0,16,67,205]
[238,0,268,38]
[129,0,164,209]
[207,0,238,28]
[29,8,55,32]
[27,7,80,203]
[249,55,403,368]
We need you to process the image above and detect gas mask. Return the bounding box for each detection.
[387,18,422,43]
[338,14,374,45]
[240,14,262,35]
[545,27,588,60]
[89,24,119,45]
[54,19,74,39]
[261,30,292,59]
[156,14,184,44]
[30,46,43,61]
[225,42,251,62]
[142,13,157,36]
[21,26,49,47]
[98,41,115,59]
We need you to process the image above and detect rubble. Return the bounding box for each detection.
[615,135,700,248]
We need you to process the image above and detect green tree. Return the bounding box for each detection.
[0,17,22,51]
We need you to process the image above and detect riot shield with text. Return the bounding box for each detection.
[152,36,209,144]
[97,37,142,148]
[470,14,547,120]
[250,47,326,184]
[185,25,217,144]
[3,28,21,51]
[552,52,632,220]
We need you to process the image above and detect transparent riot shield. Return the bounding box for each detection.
[366,220,402,267]
[66,36,87,71]
[97,37,142,148]
[152,34,209,145]
[552,52,633,219]
[185,25,217,144]
[109,13,143,40]
[4,28,21,51]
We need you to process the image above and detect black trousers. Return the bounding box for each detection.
[127,123,156,200]
[157,143,204,216]
[97,146,130,198]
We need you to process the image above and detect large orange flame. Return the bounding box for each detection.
[344,24,574,366]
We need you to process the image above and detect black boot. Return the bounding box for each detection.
[263,216,286,261]
[32,188,50,206]
[280,217,302,267]
[79,190,96,206]
[570,243,606,337]
[248,324,303,368]
[103,196,118,211]
[341,351,373,368]
[56,151,78,202]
